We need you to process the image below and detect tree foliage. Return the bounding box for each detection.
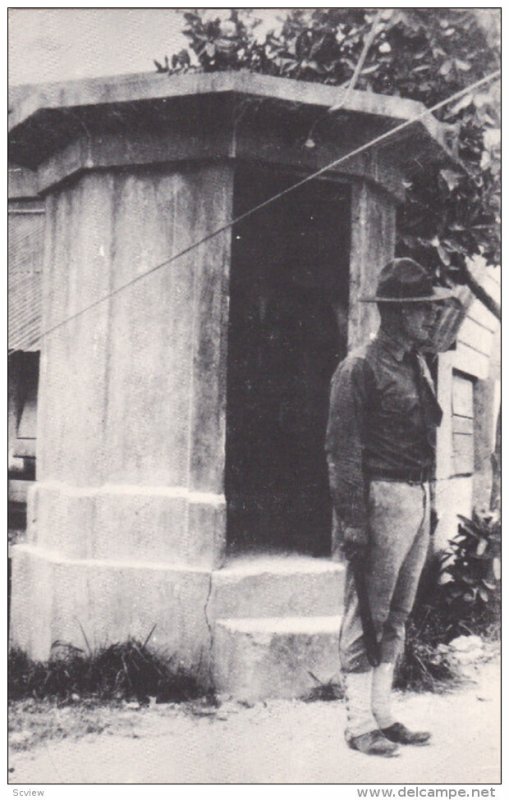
[155,8,500,284]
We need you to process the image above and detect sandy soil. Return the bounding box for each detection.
[9,657,500,785]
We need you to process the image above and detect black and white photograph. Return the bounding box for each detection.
[7,5,501,788]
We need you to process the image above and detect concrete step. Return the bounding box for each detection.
[210,554,344,620]
[212,615,342,701]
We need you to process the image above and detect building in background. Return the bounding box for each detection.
[8,164,43,541]
[434,266,500,550]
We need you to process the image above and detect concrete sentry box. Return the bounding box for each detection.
[9,71,452,697]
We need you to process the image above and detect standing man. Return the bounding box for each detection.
[326,258,452,757]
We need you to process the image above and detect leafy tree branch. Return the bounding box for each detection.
[155,9,500,312]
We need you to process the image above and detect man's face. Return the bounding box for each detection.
[400,302,440,347]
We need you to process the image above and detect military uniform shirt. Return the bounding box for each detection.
[325,331,443,530]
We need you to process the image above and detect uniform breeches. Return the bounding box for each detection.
[339,480,430,673]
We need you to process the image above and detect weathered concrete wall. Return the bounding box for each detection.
[348,181,396,349]
[12,543,212,669]
[11,161,233,668]
[34,164,232,565]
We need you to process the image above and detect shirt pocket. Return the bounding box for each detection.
[379,381,420,425]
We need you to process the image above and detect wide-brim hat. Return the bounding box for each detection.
[362,258,455,303]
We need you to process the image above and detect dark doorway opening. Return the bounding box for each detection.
[225,165,350,556]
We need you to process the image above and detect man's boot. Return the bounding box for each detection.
[372,662,431,746]
[343,670,399,757]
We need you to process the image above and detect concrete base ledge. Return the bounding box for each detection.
[27,481,226,567]
[10,544,345,699]
[210,555,344,619]
[212,615,342,702]
[9,543,213,677]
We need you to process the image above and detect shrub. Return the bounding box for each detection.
[396,510,500,691]
[439,511,501,631]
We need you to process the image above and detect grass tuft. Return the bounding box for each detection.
[302,672,344,702]
[395,618,463,693]
[9,638,204,704]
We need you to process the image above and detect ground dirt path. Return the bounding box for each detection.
[9,657,500,784]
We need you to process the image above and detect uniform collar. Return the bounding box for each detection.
[376,330,410,363]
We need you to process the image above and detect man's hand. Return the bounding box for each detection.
[342,525,369,561]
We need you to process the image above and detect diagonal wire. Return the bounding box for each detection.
[9,68,500,355]
[306,10,383,145]
[329,10,383,113]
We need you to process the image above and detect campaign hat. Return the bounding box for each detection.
[362,258,454,302]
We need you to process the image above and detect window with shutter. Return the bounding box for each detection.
[11,352,39,460]
[452,371,475,476]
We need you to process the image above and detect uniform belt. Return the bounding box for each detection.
[368,467,432,484]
